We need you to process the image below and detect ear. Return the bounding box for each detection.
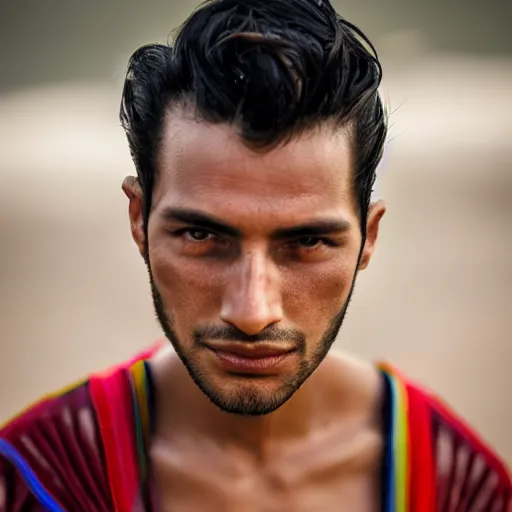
[122,176,146,256]
[358,200,386,270]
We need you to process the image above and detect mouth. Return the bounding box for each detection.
[204,342,297,375]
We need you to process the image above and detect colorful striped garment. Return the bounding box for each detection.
[0,348,510,511]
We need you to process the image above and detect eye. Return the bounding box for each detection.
[183,229,214,242]
[169,227,231,257]
[283,236,340,257]
[296,237,324,249]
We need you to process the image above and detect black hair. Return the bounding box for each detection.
[120,0,387,239]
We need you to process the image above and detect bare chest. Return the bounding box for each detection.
[150,429,383,512]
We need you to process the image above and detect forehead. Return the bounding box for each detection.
[152,112,356,226]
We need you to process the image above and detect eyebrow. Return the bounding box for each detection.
[160,207,352,239]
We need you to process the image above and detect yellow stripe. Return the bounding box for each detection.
[377,362,410,512]
[130,360,150,447]
[394,375,409,512]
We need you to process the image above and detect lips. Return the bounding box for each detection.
[205,342,297,374]
[207,342,295,358]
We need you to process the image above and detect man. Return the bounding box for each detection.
[1,0,510,510]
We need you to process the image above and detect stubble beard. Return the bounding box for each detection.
[148,265,358,416]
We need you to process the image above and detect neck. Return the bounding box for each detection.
[149,346,381,458]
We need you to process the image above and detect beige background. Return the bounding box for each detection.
[0,2,511,465]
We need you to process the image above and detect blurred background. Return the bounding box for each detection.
[0,1,511,464]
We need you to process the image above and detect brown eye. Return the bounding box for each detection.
[296,237,322,248]
[184,229,213,242]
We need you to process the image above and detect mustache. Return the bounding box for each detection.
[193,324,306,346]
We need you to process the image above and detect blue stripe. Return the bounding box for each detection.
[0,438,66,511]
[383,372,396,512]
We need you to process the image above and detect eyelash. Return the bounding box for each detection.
[289,237,339,250]
[174,228,217,242]
[172,229,339,251]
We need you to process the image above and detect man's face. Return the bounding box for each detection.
[126,112,384,415]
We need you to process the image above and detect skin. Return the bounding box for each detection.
[123,109,386,510]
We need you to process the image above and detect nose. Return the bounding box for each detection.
[220,249,283,335]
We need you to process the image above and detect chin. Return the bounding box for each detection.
[198,375,302,416]
[207,389,292,416]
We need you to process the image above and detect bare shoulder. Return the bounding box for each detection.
[320,351,384,423]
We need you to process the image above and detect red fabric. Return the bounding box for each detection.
[0,344,162,512]
[89,343,162,512]
[89,370,139,512]
[427,393,512,494]
[427,392,512,512]
[0,385,114,511]
[385,364,511,511]
[399,372,511,512]
[406,381,437,512]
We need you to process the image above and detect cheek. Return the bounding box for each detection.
[282,255,357,332]
[149,242,223,324]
